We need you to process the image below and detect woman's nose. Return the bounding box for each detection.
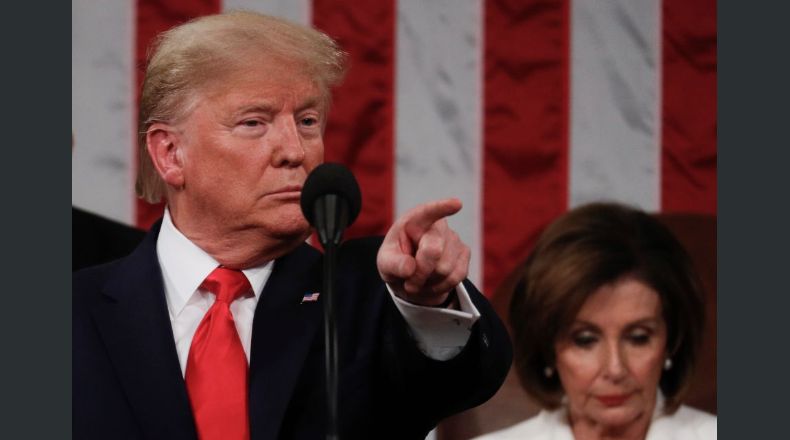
[601,343,627,382]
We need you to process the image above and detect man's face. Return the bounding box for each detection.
[173,60,325,242]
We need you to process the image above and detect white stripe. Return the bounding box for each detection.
[655,2,663,210]
[223,0,312,24]
[71,0,135,224]
[568,0,661,211]
[395,0,484,287]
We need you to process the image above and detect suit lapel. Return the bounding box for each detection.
[90,225,197,440]
[248,243,323,440]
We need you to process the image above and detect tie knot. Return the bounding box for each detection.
[200,267,251,303]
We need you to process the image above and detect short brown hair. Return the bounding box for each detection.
[509,202,705,413]
[136,10,348,203]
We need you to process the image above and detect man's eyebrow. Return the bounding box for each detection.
[295,96,323,113]
[233,103,277,116]
[230,97,323,117]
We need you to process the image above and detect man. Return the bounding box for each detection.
[73,11,511,440]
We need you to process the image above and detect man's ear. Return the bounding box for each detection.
[146,123,185,189]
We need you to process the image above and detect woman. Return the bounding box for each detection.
[475,203,716,439]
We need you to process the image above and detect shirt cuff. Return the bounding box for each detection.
[387,283,481,361]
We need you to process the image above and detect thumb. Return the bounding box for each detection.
[377,248,417,283]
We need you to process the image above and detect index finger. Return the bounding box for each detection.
[402,198,462,238]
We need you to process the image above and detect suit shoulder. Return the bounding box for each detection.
[472,413,555,440]
[73,261,118,304]
[649,405,717,439]
[674,405,717,437]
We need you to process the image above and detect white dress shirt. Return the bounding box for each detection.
[157,209,481,376]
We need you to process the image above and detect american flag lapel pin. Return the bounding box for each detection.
[301,291,320,303]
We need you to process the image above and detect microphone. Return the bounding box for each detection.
[299,162,361,440]
[300,162,362,246]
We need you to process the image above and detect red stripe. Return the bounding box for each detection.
[134,0,221,229]
[661,0,717,214]
[312,0,396,239]
[483,0,570,296]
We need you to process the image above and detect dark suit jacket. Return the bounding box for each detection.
[72,207,146,271]
[73,222,512,439]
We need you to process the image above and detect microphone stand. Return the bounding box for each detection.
[313,194,349,440]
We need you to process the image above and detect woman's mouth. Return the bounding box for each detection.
[595,393,631,407]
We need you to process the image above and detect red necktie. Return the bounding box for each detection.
[185,267,251,440]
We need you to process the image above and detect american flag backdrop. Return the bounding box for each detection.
[72,0,716,298]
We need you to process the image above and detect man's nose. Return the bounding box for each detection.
[271,118,305,167]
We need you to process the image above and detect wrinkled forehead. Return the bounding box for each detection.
[200,55,328,105]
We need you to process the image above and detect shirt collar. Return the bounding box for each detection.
[653,391,666,419]
[157,208,274,317]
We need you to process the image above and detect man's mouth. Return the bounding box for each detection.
[264,185,303,200]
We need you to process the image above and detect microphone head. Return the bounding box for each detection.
[300,163,362,227]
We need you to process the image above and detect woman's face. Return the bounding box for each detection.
[554,276,667,430]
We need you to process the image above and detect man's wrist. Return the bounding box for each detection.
[424,289,458,309]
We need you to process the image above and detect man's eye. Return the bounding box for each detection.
[242,120,262,127]
[301,117,318,127]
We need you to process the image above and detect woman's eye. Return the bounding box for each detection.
[572,331,597,348]
[627,331,651,346]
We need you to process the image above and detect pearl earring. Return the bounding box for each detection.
[544,366,554,378]
[664,358,673,370]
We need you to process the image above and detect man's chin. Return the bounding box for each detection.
[272,228,311,242]
[265,219,311,241]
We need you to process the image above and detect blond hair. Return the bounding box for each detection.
[136,11,348,203]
